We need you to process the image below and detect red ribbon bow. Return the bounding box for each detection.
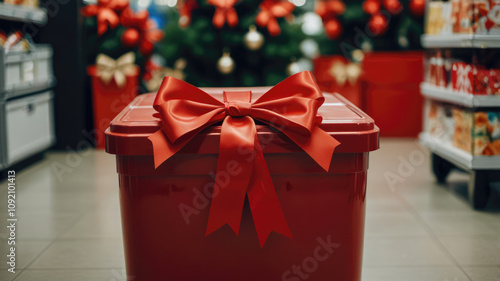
[81,0,129,36]
[120,8,164,56]
[208,0,239,28]
[255,0,295,36]
[148,71,340,247]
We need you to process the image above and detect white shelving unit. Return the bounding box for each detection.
[420,34,500,209]
[420,83,500,108]
[422,34,500,49]
[0,3,55,171]
[0,3,47,24]
[419,133,500,170]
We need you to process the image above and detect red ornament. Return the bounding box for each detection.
[409,0,425,17]
[324,18,342,40]
[362,0,381,15]
[368,14,388,36]
[315,0,345,40]
[383,0,402,15]
[121,28,140,47]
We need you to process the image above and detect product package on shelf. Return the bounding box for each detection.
[425,100,500,155]
[4,0,39,7]
[425,0,500,35]
[425,50,500,95]
[105,72,379,281]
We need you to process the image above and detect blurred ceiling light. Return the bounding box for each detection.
[155,0,178,7]
[289,0,306,7]
[138,0,152,9]
[301,12,323,36]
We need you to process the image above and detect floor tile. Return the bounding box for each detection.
[364,213,428,237]
[363,237,454,266]
[361,266,470,281]
[420,213,499,236]
[463,266,500,281]
[16,269,131,281]
[0,240,52,269]
[62,211,122,239]
[0,269,21,281]
[29,239,125,269]
[365,197,409,214]
[439,235,500,266]
[14,212,80,239]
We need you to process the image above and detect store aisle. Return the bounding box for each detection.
[0,139,499,281]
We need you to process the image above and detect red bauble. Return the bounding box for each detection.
[330,0,346,16]
[409,0,425,17]
[121,28,140,47]
[363,0,381,15]
[325,18,342,40]
[368,14,388,36]
[383,0,402,15]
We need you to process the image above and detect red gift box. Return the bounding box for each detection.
[87,65,139,148]
[360,51,424,137]
[105,73,379,281]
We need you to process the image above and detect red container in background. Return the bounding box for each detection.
[313,55,362,108]
[87,66,139,148]
[106,89,379,281]
[361,51,424,137]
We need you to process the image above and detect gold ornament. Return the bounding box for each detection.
[286,60,301,76]
[244,25,264,50]
[217,51,235,74]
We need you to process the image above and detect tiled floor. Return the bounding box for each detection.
[1,139,499,281]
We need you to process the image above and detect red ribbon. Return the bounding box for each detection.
[81,0,129,36]
[148,71,340,247]
[208,0,239,28]
[178,0,199,27]
[255,0,295,36]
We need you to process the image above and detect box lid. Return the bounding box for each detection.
[105,88,379,155]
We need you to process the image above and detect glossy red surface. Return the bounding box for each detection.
[88,65,139,149]
[361,51,424,137]
[106,89,379,281]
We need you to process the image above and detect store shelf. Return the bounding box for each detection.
[0,3,47,24]
[420,83,500,108]
[419,133,500,170]
[3,78,56,100]
[421,34,500,49]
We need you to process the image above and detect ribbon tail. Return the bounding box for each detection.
[212,9,226,28]
[226,8,238,27]
[283,126,340,172]
[148,129,187,169]
[206,116,255,236]
[248,138,292,247]
[267,18,281,36]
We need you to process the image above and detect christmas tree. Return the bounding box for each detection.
[157,0,424,87]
